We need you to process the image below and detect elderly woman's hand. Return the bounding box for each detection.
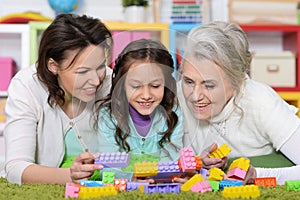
[70,152,103,183]
[201,143,228,170]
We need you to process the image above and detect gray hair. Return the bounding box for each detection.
[184,21,252,93]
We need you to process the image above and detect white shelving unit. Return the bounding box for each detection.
[0,24,30,135]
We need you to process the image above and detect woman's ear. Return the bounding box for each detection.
[47,58,58,75]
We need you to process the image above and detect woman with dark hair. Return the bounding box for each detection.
[96,39,183,180]
[4,13,112,185]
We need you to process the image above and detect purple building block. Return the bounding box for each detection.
[143,183,181,194]
[126,182,149,191]
[151,161,182,181]
[198,168,210,180]
[94,152,129,168]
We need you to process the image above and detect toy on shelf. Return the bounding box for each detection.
[0,12,52,24]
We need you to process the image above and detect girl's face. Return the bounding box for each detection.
[53,45,107,103]
[181,57,236,120]
[125,61,165,116]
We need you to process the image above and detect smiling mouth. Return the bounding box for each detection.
[138,101,154,107]
[192,102,210,110]
[83,87,97,95]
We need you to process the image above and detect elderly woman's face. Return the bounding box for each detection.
[181,57,236,120]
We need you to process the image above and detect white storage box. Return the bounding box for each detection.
[250,51,296,87]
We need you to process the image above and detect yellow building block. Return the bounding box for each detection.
[181,174,204,191]
[222,185,260,199]
[228,157,250,171]
[134,162,158,177]
[208,168,225,181]
[79,186,118,199]
[209,144,231,159]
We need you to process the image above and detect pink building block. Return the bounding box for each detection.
[0,57,16,91]
[65,182,80,198]
[190,180,212,193]
[227,167,247,180]
[179,147,196,172]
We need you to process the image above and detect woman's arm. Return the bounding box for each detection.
[256,125,300,185]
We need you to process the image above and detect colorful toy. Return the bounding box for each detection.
[0,12,52,23]
[94,152,130,168]
[222,185,260,199]
[209,143,231,159]
[254,177,276,187]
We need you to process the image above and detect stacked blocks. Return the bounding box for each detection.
[94,152,129,168]
[179,147,197,172]
[134,162,158,177]
[209,143,231,159]
[151,161,181,179]
[80,180,104,187]
[227,157,250,180]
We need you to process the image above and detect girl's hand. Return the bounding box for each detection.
[70,152,103,183]
[132,176,155,184]
[201,143,228,170]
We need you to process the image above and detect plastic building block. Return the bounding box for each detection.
[114,179,128,191]
[126,182,149,192]
[208,180,220,192]
[65,182,81,198]
[209,144,231,159]
[181,174,204,191]
[151,161,182,181]
[194,156,202,170]
[222,185,260,199]
[254,177,276,187]
[228,157,250,171]
[179,147,197,172]
[208,168,225,181]
[79,180,104,187]
[190,180,212,193]
[143,183,181,194]
[226,167,247,180]
[219,180,243,190]
[102,172,115,184]
[134,162,158,177]
[285,180,300,191]
[79,186,118,199]
[198,168,210,179]
[94,152,129,168]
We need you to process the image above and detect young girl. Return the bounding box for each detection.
[97,39,183,166]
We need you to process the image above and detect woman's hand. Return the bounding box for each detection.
[70,152,103,183]
[201,143,228,170]
[132,176,155,184]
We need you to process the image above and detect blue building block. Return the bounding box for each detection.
[79,180,104,187]
[219,180,243,190]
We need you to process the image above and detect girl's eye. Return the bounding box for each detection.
[151,84,161,88]
[97,64,106,71]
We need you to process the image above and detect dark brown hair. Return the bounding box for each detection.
[37,13,112,107]
[98,39,179,154]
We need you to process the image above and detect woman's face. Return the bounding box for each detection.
[125,61,165,116]
[54,45,107,103]
[181,57,236,120]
